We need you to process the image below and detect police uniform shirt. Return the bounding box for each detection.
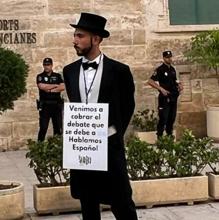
[36,72,63,101]
[151,63,179,97]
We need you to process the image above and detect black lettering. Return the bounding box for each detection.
[73,128,90,135]
[14,33,19,44]
[4,33,9,44]
[69,105,97,112]
[20,33,26,43]
[69,105,74,111]
[65,130,72,135]
[26,33,32,44]
[0,19,19,31]
[3,20,8,30]
[73,144,98,152]
[71,113,93,120]
[69,136,74,142]
[10,33,13,44]
[31,33,37,43]
[8,20,14,30]
[68,136,101,144]
[0,20,3,30]
[0,33,3,44]
[67,120,90,128]
[95,114,101,120]
[0,19,36,44]
[14,20,19,30]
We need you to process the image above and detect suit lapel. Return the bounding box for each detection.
[71,59,82,102]
[98,55,112,103]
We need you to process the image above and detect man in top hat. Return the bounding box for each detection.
[148,51,183,138]
[36,57,65,141]
[63,12,138,220]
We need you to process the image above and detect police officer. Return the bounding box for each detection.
[36,57,65,141]
[148,51,183,138]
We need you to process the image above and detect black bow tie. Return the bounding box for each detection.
[82,62,98,70]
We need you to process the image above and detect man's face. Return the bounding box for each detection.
[163,56,172,65]
[73,28,94,56]
[43,63,53,73]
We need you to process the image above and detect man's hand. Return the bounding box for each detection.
[50,83,65,93]
[177,82,183,93]
[38,83,58,91]
[159,87,170,96]
[50,86,59,93]
[148,79,170,96]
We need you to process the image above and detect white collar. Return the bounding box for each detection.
[82,53,102,64]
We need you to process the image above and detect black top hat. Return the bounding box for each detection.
[43,57,53,65]
[163,51,172,58]
[70,12,110,38]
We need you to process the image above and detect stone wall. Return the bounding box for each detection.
[0,0,219,150]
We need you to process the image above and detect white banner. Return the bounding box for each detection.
[63,102,108,171]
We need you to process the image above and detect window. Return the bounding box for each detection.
[169,0,219,25]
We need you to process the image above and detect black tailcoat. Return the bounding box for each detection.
[63,55,135,204]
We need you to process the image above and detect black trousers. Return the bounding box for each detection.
[80,197,138,220]
[72,134,138,220]
[157,96,177,137]
[37,103,63,141]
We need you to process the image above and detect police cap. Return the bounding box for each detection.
[43,57,53,65]
[163,51,172,58]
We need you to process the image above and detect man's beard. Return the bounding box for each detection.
[74,45,92,57]
[74,37,93,57]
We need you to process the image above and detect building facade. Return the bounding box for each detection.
[1,0,219,150]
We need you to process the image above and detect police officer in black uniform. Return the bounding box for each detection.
[148,51,183,138]
[36,57,65,141]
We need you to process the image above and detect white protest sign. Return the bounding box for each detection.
[63,102,108,171]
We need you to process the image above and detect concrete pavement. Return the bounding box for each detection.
[1,150,219,220]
